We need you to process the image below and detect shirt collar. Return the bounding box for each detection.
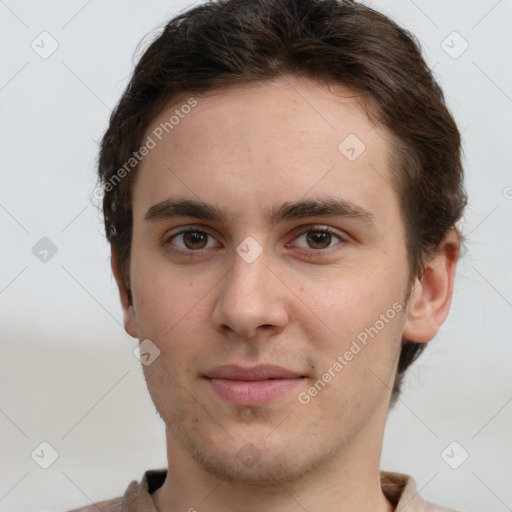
[121,468,448,512]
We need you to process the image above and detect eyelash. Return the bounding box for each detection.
[164,224,347,257]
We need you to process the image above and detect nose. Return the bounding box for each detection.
[211,251,289,339]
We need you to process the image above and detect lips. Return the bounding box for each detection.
[203,365,306,406]
[205,364,303,381]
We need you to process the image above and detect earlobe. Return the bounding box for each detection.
[123,303,139,339]
[110,246,139,339]
[402,230,460,344]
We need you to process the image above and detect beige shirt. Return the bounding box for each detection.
[67,469,459,511]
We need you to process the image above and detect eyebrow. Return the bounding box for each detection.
[144,197,377,230]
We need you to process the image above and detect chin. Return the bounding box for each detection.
[193,447,320,486]
[176,425,329,486]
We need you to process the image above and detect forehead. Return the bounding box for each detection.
[133,75,400,232]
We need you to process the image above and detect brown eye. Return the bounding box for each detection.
[291,226,345,252]
[168,230,220,251]
[306,231,333,249]
[182,231,208,249]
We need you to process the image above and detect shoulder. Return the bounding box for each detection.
[65,496,123,512]
[62,468,167,512]
[381,470,462,511]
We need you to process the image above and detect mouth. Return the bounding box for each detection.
[203,364,307,406]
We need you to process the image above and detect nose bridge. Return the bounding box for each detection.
[212,248,288,337]
[233,250,274,299]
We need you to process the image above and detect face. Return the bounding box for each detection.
[123,76,414,484]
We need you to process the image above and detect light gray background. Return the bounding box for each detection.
[1,1,511,511]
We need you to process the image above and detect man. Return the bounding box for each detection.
[70,0,467,510]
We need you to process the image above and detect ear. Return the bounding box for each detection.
[402,230,460,343]
[111,246,138,338]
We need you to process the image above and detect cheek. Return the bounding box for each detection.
[297,269,406,402]
[299,268,405,343]
[131,293,212,390]
[130,244,207,329]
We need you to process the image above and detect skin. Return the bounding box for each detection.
[112,75,459,512]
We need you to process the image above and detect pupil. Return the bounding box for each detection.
[185,232,207,249]
[307,231,331,249]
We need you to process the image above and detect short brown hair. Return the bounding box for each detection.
[98,0,467,404]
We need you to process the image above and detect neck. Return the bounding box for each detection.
[152,420,394,512]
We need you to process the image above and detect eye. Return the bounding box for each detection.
[290,226,345,251]
[166,229,221,251]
